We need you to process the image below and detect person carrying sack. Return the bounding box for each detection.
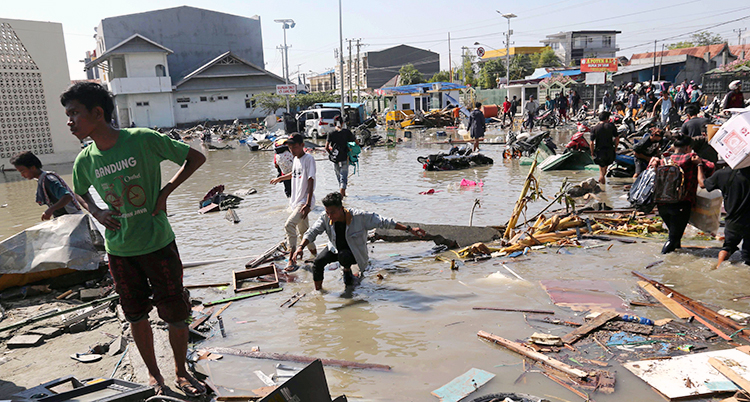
[650,135,714,254]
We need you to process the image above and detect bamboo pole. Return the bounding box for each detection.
[206,346,391,371]
[504,154,539,240]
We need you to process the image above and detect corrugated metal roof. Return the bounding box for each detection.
[378,82,466,94]
[536,69,582,79]
[630,44,729,61]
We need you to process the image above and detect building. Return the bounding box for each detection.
[86,6,286,127]
[0,18,81,168]
[309,70,336,93]
[613,43,737,85]
[541,30,621,67]
[375,82,463,112]
[480,46,549,61]
[335,44,440,94]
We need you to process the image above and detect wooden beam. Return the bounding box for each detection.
[206,346,391,371]
[561,310,620,345]
[709,357,750,393]
[637,281,692,319]
[472,307,555,315]
[189,307,214,330]
[477,331,588,379]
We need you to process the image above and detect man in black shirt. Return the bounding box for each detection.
[681,105,717,162]
[632,128,664,178]
[701,167,750,269]
[590,111,619,185]
[326,116,357,197]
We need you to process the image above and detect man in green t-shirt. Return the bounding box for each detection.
[62,82,206,396]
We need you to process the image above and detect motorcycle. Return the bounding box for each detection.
[573,101,591,122]
[537,108,560,128]
[417,145,493,171]
[565,123,591,153]
[354,117,380,146]
[504,131,556,159]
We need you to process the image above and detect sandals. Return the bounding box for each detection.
[284,264,300,273]
[174,378,207,397]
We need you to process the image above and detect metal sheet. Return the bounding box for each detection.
[540,280,629,313]
[431,368,495,402]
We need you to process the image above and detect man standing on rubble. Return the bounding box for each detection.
[62,82,207,396]
[326,116,357,197]
[270,133,318,270]
[291,192,425,291]
[468,102,486,152]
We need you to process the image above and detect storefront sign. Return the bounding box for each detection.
[580,58,618,73]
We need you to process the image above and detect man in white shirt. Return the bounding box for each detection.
[270,134,317,269]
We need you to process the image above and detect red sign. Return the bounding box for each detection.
[580,58,618,73]
[477,47,485,58]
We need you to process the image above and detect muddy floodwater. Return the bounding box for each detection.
[2,128,749,401]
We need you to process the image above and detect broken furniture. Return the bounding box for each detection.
[233,264,280,293]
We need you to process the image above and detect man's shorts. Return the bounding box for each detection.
[108,241,191,325]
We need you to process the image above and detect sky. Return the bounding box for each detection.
[4,0,750,82]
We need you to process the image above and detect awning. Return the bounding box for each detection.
[536,69,582,79]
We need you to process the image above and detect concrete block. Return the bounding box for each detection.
[7,334,43,348]
[28,327,63,339]
[66,318,88,334]
[80,288,103,302]
[109,336,127,356]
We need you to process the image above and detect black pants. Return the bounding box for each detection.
[312,247,356,282]
[502,111,513,126]
[723,220,750,264]
[276,167,291,198]
[658,201,692,247]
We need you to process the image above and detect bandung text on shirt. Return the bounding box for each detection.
[95,157,137,178]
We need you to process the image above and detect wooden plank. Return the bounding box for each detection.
[737,346,750,356]
[710,357,750,393]
[204,287,283,307]
[431,368,495,402]
[215,302,233,318]
[61,302,110,326]
[623,349,750,399]
[184,282,230,289]
[206,346,391,371]
[189,307,214,330]
[472,307,555,315]
[477,331,588,379]
[561,310,619,345]
[638,281,692,319]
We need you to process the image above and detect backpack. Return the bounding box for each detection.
[628,168,656,212]
[675,90,686,104]
[653,161,688,203]
[347,141,361,174]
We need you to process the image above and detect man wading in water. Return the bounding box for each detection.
[291,192,425,291]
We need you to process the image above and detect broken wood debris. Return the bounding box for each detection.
[561,311,619,345]
[473,307,555,315]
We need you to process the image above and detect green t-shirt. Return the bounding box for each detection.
[73,128,190,257]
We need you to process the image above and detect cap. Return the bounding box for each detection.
[730,80,741,90]
[283,133,305,145]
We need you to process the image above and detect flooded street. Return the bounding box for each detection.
[2,129,749,401]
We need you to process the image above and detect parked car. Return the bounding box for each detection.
[304,108,341,138]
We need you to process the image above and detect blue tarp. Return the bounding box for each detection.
[378,82,466,94]
[537,69,582,79]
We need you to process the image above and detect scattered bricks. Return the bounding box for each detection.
[109,336,127,356]
[66,318,88,334]
[80,288,103,302]
[28,327,63,339]
[7,334,43,348]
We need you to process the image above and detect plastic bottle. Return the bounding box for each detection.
[621,315,654,326]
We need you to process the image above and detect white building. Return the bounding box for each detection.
[0,18,81,168]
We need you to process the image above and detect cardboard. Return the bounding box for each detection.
[690,188,723,233]
[710,112,750,169]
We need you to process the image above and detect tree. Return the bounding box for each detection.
[478,59,506,89]
[532,48,562,68]
[399,64,425,85]
[509,54,534,81]
[667,31,724,49]
[459,48,478,87]
[428,70,451,83]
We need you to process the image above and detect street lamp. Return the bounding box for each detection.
[274,19,295,112]
[496,11,516,87]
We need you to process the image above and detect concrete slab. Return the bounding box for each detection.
[80,288,103,302]
[7,334,44,348]
[28,327,63,339]
[108,336,127,356]
[66,319,87,334]
[371,222,502,248]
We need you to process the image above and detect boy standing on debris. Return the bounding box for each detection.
[701,166,750,269]
[291,192,425,290]
[270,133,318,270]
[11,151,82,220]
[326,116,357,197]
[62,82,207,396]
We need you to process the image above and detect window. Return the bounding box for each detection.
[550,42,560,50]
[321,110,340,119]
[155,64,166,77]
[176,97,190,103]
[603,36,613,47]
[135,101,149,107]
[200,96,207,102]
[245,99,256,109]
[401,103,410,110]
[217,95,228,100]
[180,104,188,108]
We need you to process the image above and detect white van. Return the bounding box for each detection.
[304,108,341,138]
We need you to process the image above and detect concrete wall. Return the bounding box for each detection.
[99,6,264,82]
[0,18,79,168]
[117,92,175,128]
[124,52,170,78]
[172,89,270,124]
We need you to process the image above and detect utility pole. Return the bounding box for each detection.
[338,0,345,122]
[735,28,747,46]
[652,40,657,81]
[355,38,365,102]
[448,32,453,83]
[274,19,296,113]
[498,12,517,87]
[460,46,469,85]
[658,44,665,81]
[347,39,353,103]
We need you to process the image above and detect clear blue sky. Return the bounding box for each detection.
[4,0,750,81]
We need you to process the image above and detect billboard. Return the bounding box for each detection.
[580,58,618,73]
